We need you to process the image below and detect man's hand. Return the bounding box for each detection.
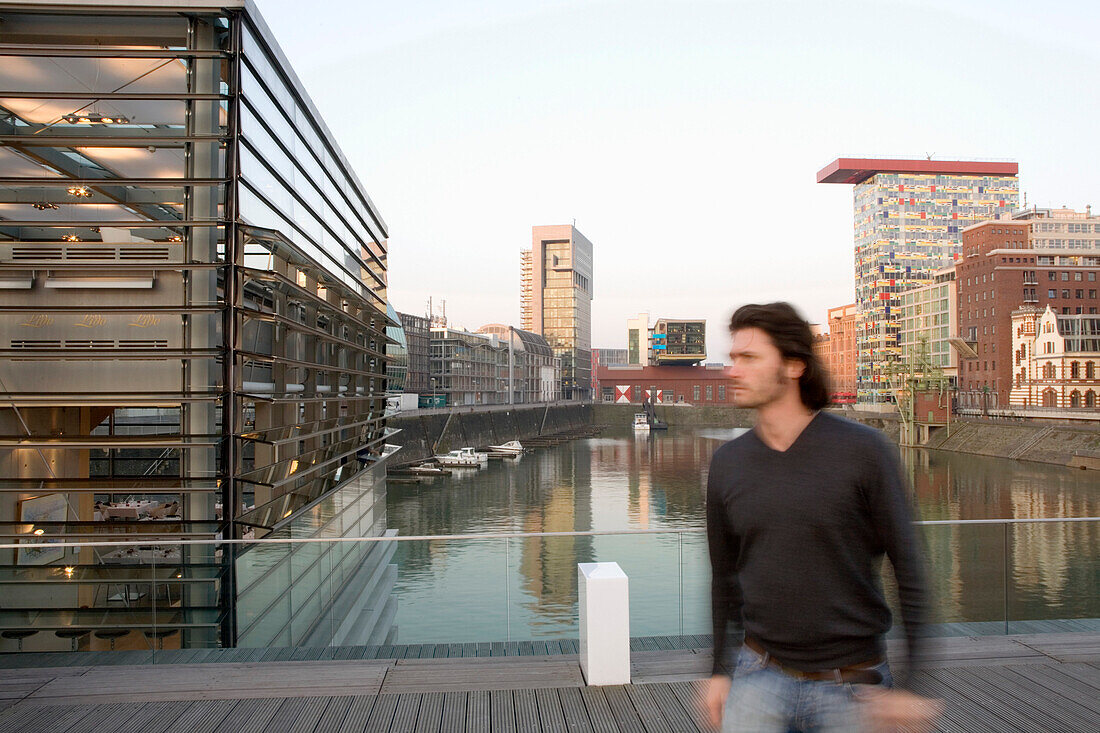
[859,688,944,733]
[701,674,731,730]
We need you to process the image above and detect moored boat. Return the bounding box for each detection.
[434,450,481,468]
[633,413,650,431]
[487,440,524,454]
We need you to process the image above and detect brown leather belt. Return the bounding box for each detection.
[743,636,885,684]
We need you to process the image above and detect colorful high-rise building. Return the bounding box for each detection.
[818,158,1019,402]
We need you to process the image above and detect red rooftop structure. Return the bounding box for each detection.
[816,158,1019,185]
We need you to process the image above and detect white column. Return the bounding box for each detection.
[577,562,630,685]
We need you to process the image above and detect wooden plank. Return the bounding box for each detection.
[513,688,540,732]
[489,689,516,733]
[60,702,139,733]
[357,694,394,732]
[163,700,237,733]
[310,695,355,733]
[579,686,620,733]
[624,684,673,733]
[213,697,282,733]
[601,686,646,733]
[644,683,704,733]
[534,687,568,732]
[557,687,594,733]
[284,696,331,733]
[465,690,491,733]
[929,668,1067,732]
[441,691,466,731]
[908,673,1003,733]
[1053,662,1100,690]
[414,692,444,732]
[977,666,1099,731]
[668,680,708,727]
[110,702,176,733]
[389,693,421,732]
[262,697,310,732]
[15,703,94,733]
[1006,664,1100,711]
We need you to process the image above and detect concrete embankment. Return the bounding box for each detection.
[592,402,755,428]
[920,419,1100,469]
[387,403,592,466]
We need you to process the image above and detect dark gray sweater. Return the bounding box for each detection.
[707,412,927,679]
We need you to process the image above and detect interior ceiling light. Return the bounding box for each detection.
[62,234,80,242]
[63,113,130,125]
[32,202,60,210]
[167,235,183,242]
[67,185,92,198]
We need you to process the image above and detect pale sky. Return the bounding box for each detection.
[255,0,1099,361]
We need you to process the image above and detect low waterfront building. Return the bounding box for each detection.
[956,207,1100,408]
[430,326,508,405]
[1010,306,1100,408]
[0,0,396,653]
[595,365,733,404]
[477,325,562,403]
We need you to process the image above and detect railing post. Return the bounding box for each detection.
[578,562,630,685]
[505,536,511,642]
[1003,522,1010,635]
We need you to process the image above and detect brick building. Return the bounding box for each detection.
[955,207,1100,408]
[813,304,858,404]
[595,365,733,405]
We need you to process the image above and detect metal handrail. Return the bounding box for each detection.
[3,517,1098,551]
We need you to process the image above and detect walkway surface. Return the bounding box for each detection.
[1,633,1098,731]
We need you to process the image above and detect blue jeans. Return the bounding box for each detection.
[722,644,894,732]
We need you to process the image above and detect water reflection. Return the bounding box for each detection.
[387,427,1098,642]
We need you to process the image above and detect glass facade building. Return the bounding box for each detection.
[521,225,593,399]
[819,159,1019,402]
[0,1,396,653]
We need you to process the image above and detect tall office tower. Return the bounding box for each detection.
[521,225,594,399]
[0,1,396,653]
[818,158,1019,403]
[520,248,534,332]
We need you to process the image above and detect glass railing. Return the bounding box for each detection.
[0,518,1096,663]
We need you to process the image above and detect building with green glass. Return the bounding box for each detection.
[0,0,397,653]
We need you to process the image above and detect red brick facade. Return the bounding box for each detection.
[956,220,1100,407]
[595,365,733,404]
[815,304,857,404]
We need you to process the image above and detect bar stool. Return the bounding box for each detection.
[143,628,178,650]
[1,629,37,652]
[94,629,129,651]
[54,628,91,652]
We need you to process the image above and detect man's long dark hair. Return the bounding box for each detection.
[729,302,831,411]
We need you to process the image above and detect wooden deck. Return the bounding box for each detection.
[1,633,1098,731]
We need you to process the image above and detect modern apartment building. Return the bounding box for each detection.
[818,158,1019,402]
[0,1,396,653]
[1010,306,1100,408]
[626,313,650,366]
[520,225,594,399]
[477,325,562,403]
[956,207,1100,408]
[651,318,706,366]
[898,268,958,385]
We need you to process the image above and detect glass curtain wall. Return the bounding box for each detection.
[0,2,394,654]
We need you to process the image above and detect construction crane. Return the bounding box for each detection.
[884,334,953,446]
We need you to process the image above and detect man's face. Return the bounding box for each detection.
[727,327,803,409]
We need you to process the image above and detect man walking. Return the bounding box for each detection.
[704,303,940,732]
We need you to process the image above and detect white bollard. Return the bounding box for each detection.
[577,562,630,685]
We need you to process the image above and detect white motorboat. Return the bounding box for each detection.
[633,413,650,431]
[487,440,524,454]
[457,447,489,464]
[434,450,481,468]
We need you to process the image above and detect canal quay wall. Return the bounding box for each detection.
[387,403,592,466]
[592,403,1099,469]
